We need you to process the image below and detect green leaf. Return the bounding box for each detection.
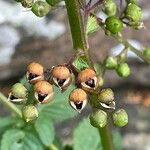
[19,76,31,90]
[39,85,77,122]
[1,127,45,150]
[87,15,100,34]
[0,129,25,150]
[35,114,55,146]
[72,55,90,71]
[0,117,24,139]
[23,127,45,150]
[73,118,102,150]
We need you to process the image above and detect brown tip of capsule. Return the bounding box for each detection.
[34,81,54,104]
[34,81,53,94]
[78,68,96,83]
[69,88,87,102]
[52,65,71,79]
[27,62,44,75]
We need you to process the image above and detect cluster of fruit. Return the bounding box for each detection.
[104,0,142,32]
[8,62,128,127]
[15,0,60,17]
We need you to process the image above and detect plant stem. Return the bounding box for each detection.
[0,92,22,118]
[98,122,114,150]
[65,1,114,150]
[65,0,88,51]
[97,19,150,63]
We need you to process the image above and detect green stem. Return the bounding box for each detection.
[65,1,114,150]
[98,124,114,150]
[65,0,88,51]
[97,20,150,63]
[115,34,150,63]
[0,92,22,118]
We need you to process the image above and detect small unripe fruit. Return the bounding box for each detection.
[90,109,107,128]
[21,0,33,8]
[113,109,128,127]
[104,0,117,16]
[32,1,50,17]
[78,68,98,92]
[125,3,142,23]
[22,105,38,122]
[143,48,150,58]
[98,88,114,103]
[34,81,54,104]
[27,62,44,84]
[116,63,130,77]
[104,56,118,69]
[105,16,123,34]
[98,88,115,109]
[8,83,27,104]
[69,88,88,112]
[52,65,72,90]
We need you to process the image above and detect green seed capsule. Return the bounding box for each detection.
[113,109,128,127]
[90,109,107,128]
[143,48,150,58]
[21,0,33,8]
[98,88,115,109]
[22,105,38,122]
[8,83,27,104]
[104,56,118,69]
[31,1,51,17]
[116,63,130,77]
[104,0,117,16]
[125,3,142,23]
[105,16,123,34]
[98,88,114,103]
[11,83,27,98]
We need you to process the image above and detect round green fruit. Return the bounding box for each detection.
[104,0,117,16]
[22,105,38,122]
[105,16,123,34]
[90,109,107,128]
[11,83,27,99]
[116,63,130,77]
[31,1,50,17]
[104,56,118,69]
[113,109,128,127]
[125,3,142,23]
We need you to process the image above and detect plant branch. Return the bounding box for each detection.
[97,19,150,63]
[65,0,88,51]
[0,92,22,118]
[65,1,114,149]
[98,123,114,150]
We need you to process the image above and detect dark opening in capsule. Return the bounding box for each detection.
[38,93,48,102]
[74,101,83,110]
[57,79,66,87]
[28,73,38,80]
[85,79,95,88]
